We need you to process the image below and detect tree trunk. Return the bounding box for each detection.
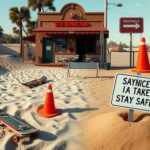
[38,0,42,12]
[20,22,23,58]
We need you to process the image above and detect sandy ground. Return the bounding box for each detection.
[0,55,150,150]
[81,110,150,150]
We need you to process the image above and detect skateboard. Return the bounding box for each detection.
[0,112,38,143]
[22,76,47,88]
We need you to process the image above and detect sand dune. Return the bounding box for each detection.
[81,110,150,150]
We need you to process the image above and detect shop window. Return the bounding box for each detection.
[66,38,75,53]
[55,38,66,53]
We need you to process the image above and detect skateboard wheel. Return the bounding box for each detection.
[29,85,33,88]
[30,132,37,137]
[2,130,5,137]
[12,135,20,143]
[0,123,6,128]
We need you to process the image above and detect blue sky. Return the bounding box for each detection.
[0,0,150,46]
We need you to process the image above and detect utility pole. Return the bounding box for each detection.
[103,0,123,65]
[104,0,108,28]
[104,0,108,65]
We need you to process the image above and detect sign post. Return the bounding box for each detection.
[128,109,134,122]
[100,31,104,67]
[120,17,143,68]
[111,73,150,122]
[130,33,132,68]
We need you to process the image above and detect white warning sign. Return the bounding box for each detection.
[111,73,150,111]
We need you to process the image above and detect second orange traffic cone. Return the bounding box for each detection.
[132,37,150,73]
[37,84,58,118]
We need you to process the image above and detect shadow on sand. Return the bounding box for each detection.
[58,107,98,120]
[119,112,150,122]
[68,75,100,79]
[60,107,98,113]
[0,65,9,75]
[101,76,114,79]
[110,66,131,70]
[34,131,57,141]
[0,44,19,56]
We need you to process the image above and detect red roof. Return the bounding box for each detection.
[33,27,109,35]
[22,34,35,42]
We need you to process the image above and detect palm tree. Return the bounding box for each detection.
[9,6,30,57]
[0,26,4,39]
[12,27,20,35]
[28,0,55,13]
[26,20,38,34]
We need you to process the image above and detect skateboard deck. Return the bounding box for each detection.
[0,112,38,143]
[22,76,47,88]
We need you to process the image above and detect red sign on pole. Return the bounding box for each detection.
[120,17,143,33]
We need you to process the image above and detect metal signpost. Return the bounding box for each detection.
[120,17,143,68]
[100,31,104,67]
[111,73,150,122]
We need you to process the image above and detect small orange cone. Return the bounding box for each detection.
[37,84,58,118]
[132,37,150,73]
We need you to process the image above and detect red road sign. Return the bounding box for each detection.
[120,17,143,33]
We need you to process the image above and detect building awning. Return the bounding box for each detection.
[22,34,35,42]
[33,27,109,36]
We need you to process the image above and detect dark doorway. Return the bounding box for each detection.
[85,37,96,53]
[76,37,85,62]
[43,38,53,63]
[76,37,96,62]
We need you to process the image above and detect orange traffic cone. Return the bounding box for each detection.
[132,37,150,73]
[37,84,58,118]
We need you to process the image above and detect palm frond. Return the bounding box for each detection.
[27,0,55,12]
[28,0,40,11]
[43,0,54,6]
[48,5,56,11]
[0,26,4,37]
[12,27,20,35]
[28,0,36,7]
[0,26,3,32]
[20,7,30,21]
[9,13,19,23]
[43,0,55,12]
[9,7,20,14]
